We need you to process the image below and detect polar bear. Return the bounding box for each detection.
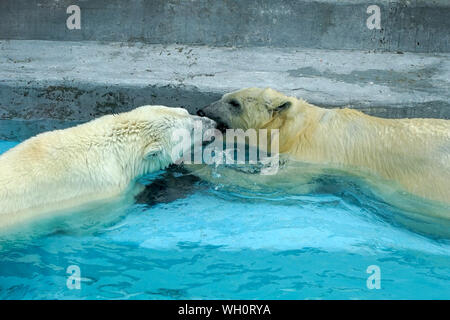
[196,88,450,210]
[0,105,215,229]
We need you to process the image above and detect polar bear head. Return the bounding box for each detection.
[196,88,299,132]
[89,105,216,178]
[0,105,217,221]
[196,88,312,153]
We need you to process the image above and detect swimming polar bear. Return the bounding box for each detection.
[196,88,450,211]
[0,106,215,229]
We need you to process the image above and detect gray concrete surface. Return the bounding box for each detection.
[0,40,449,140]
[0,0,449,53]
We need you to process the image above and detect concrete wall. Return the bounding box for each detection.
[1,0,449,53]
[0,1,449,140]
[1,40,448,141]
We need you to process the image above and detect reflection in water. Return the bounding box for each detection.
[0,141,449,299]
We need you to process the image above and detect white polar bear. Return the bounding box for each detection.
[0,105,215,229]
[193,88,450,229]
[196,88,450,204]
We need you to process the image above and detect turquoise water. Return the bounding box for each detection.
[0,140,449,299]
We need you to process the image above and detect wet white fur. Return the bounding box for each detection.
[0,105,204,228]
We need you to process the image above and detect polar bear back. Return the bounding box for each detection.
[292,108,450,205]
[0,123,125,226]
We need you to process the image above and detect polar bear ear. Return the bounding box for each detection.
[262,88,292,113]
[144,144,163,159]
[273,101,292,113]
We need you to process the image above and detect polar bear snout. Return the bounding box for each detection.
[196,109,206,117]
[192,115,217,131]
[190,110,219,132]
[196,101,230,132]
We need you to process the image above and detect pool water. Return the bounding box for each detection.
[0,140,449,299]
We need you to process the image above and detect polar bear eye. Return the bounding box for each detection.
[229,99,241,109]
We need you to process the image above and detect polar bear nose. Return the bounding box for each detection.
[196,109,206,117]
[192,115,216,130]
